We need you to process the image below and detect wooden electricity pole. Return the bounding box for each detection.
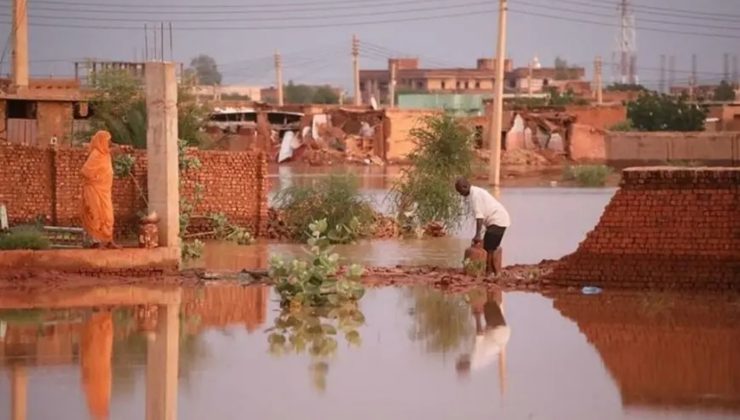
[488,0,508,188]
[595,56,603,105]
[352,35,361,106]
[275,51,284,106]
[389,60,397,108]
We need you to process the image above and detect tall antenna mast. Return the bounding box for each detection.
[617,0,637,84]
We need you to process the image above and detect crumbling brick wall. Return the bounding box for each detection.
[0,144,268,236]
[548,167,740,289]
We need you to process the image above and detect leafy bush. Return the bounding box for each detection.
[563,165,613,187]
[274,175,374,243]
[609,119,635,132]
[392,113,475,231]
[714,80,736,102]
[112,153,136,178]
[627,93,707,132]
[210,212,254,245]
[269,219,365,309]
[0,227,50,250]
[181,239,204,261]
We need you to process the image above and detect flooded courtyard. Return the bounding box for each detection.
[1,169,738,420]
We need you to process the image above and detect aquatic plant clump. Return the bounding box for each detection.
[563,164,613,187]
[269,219,365,308]
[274,174,375,244]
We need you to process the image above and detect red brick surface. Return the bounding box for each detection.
[549,167,740,289]
[0,144,268,236]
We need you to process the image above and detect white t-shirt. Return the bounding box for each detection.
[470,325,511,372]
[469,186,511,228]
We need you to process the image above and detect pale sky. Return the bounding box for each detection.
[1,0,739,91]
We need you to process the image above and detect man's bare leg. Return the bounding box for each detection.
[487,248,503,276]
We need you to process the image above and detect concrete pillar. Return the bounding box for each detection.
[10,364,28,420]
[146,304,180,420]
[146,62,180,249]
[12,0,29,88]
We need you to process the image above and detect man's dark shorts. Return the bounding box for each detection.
[483,225,506,252]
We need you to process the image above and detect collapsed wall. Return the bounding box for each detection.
[549,167,740,289]
[0,144,269,236]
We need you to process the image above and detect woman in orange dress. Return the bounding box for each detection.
[81,130,119,249]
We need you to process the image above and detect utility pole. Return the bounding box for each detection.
[689,53,697,100]
[389,60,397,108]
[668,55,675,95]
[352,35,360,106]
[733,55,739,87]
[594,56,603,105]
[11,0,29,88]
[617,0,637,84]
[723,53,730,82]
[527,60,533,97]
[160,22,165,61]
[488,0,507,188]
[275,51,284,106]
[145,24,149,61]
[659,54,666,94]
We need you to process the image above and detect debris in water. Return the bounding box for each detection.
[581,286,603,295]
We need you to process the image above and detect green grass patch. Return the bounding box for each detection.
[0,226,50,250]
[563,165,613,187]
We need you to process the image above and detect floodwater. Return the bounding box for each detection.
[201,164,616,270]
[2,168,738,419]
[1,285,739,420]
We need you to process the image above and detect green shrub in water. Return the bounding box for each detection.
[563,165,613,187]
[269,219,365,309]
[0,227,50,250]
[274,174,375,244]
[392,113,475,232]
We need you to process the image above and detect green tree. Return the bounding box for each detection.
[86,69,209,148]
[714,80,736,101]
[189,54,222,85]
[627,93,707,132]
[392,113,475,231]
[554,56,578,80]
[313,86,340,104]
[283,82,340,104]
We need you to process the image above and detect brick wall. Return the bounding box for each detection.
[548,167,740,289]
[605,131,740,165]
[0,144,268,236]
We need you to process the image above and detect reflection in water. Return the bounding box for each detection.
[552,292,740,414]
[407,287,473,355]
[80,311,113,420]
[455,289,509,378]
[266,304,365,392]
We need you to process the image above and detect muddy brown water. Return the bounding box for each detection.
[2,170,738,419]
[1,286,739,420]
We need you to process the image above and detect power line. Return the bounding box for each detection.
[549,0,740,24]
[508,8,740,40]
[0,0,466,15]
[515,0,740,32]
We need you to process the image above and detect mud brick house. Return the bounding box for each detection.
[0,78,91,147]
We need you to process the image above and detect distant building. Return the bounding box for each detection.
[192,85,262,102]
[360,57,586,105]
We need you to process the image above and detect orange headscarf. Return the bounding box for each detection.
[80,130,114,243]
[80,311,113,420]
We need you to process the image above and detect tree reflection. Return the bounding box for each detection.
[407,287,474,355]
[265,303,364,392]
